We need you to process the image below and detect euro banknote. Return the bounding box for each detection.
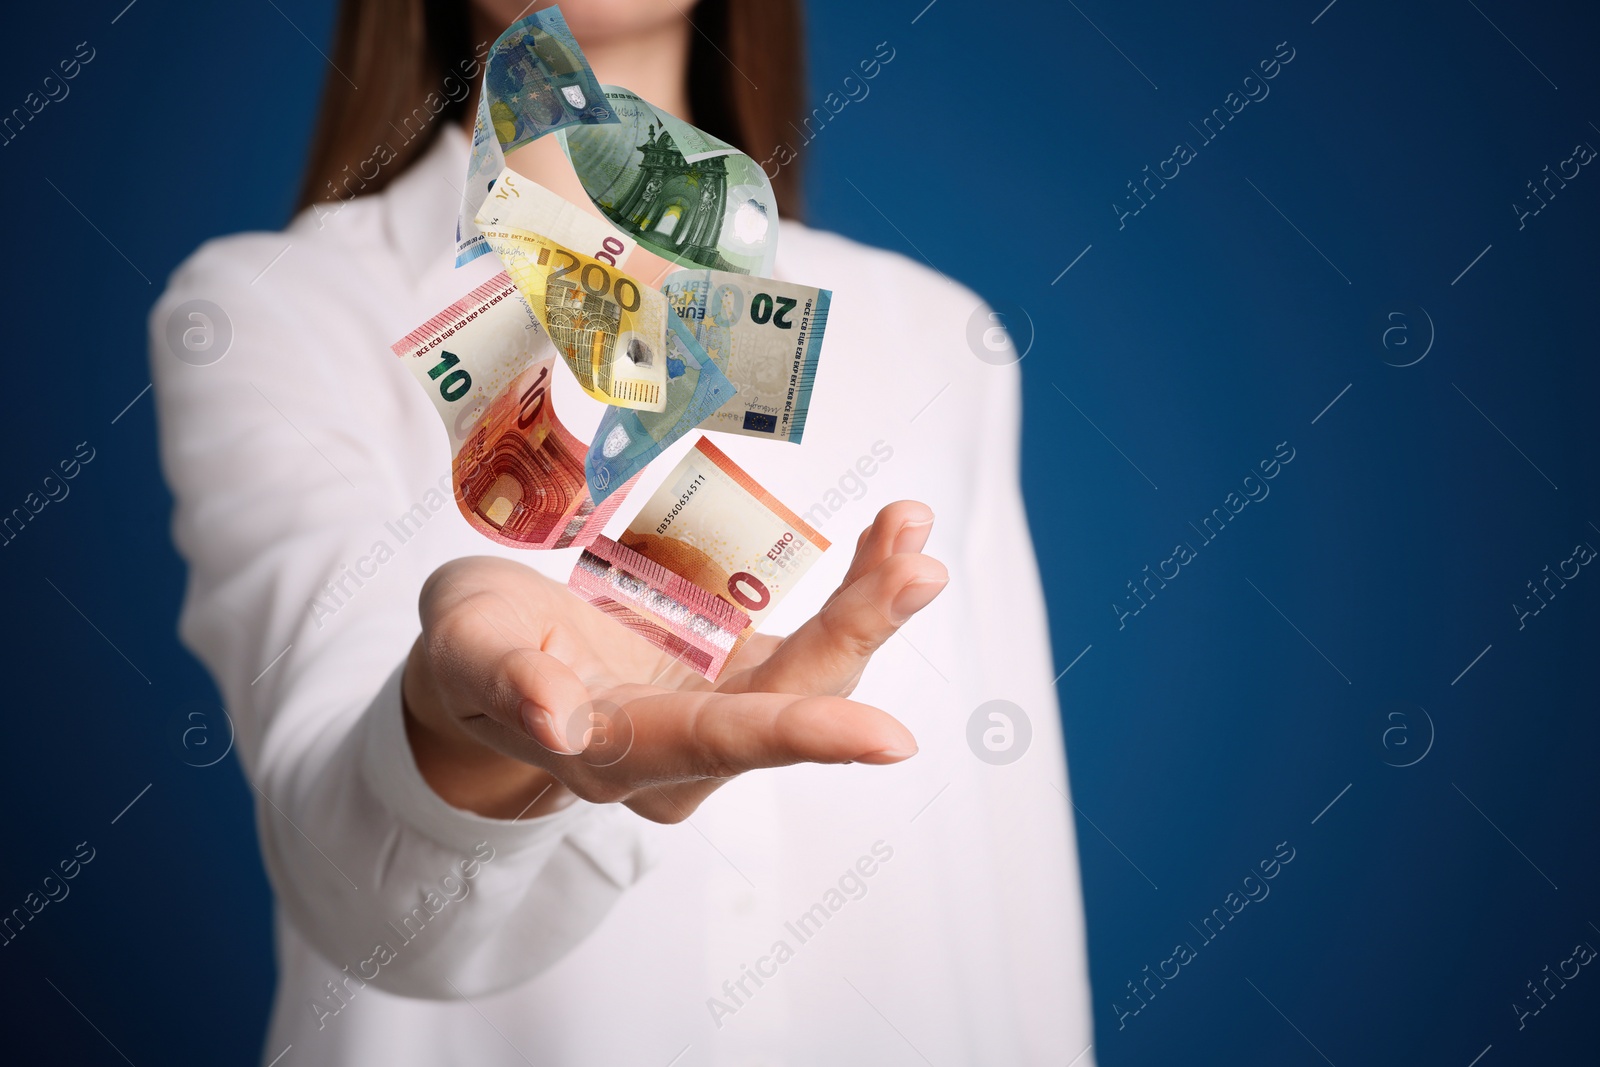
[568,534,749,680]
[585,312,734,503]
[390,273,632,550]
[661,270,829,442]
[479,183,670,413]
[613,436,830,644]
[475,167,636,269]
[562,86,779,276]
[456,7,617,266]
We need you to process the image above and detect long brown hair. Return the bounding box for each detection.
[295,0,806,218]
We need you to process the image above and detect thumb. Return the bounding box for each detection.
[494,647,594,756]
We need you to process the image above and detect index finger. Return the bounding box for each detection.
[583,688,917,785]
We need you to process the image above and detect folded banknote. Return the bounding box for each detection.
[390,273,632,549]
[613,436,830,645]
[456,7,617,266]
[662,269,828,442]
[585,311,734,503]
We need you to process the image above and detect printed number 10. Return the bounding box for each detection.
[428,351,472,402]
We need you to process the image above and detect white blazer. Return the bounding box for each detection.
[150,124,1095,1067]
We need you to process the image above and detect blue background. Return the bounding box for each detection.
[2,0,1596,1063]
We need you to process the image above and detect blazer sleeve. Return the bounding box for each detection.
[959,341,1099,1063]
[148,232,650,1001]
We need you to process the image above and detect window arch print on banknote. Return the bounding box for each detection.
[465,384,602,545]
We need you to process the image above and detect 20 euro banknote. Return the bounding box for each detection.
[662,270,829,443]
[585,312,734,504]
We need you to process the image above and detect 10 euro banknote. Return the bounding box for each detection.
[390,273,632,550]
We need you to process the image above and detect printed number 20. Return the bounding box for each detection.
[428,350,472,402]
[749,293,796,329]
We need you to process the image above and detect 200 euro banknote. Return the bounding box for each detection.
[479,184,670,414]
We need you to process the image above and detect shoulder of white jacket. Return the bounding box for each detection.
[154,128,466,315]
[777,219,985,304]
[153,209,383,324]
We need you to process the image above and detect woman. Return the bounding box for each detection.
[151,0,1094,1062]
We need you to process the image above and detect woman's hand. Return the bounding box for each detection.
[402,500,948,823]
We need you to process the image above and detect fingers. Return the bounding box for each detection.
[497,648,595,756]
[436,647,597,766]
[418,561,598,758]
[528,687,913,819]
[729,501,947,697]
[617,688,917,783]
[836,499,935,593]
[510,685,914,823]
[412,508,938,829]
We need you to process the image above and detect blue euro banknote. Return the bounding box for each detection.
[586,312,734,503]
[456,5,618,266]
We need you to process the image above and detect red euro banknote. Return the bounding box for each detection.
[391,273,634,550]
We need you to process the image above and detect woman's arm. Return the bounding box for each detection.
[151,231,944,1000]
[151,234,623,999]
[958,333,1096,1060]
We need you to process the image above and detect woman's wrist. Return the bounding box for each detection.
[401,636,574,819]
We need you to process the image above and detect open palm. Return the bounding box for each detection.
[403,500,948,822]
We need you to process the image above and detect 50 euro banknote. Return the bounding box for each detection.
[569,436,830,676]
[390,273,633,550]
[662,270,829,443]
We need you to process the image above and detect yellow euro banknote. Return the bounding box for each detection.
[478,170,668,413]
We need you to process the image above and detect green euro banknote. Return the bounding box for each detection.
[561,86,779,277]
[662,270,829,442]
